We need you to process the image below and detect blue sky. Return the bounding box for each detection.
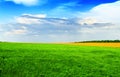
[0,0,120,42]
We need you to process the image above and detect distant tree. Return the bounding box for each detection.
[75,40,120,43]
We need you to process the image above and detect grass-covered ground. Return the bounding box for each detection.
[0,42,120,77]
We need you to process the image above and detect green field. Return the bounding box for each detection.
[0,42,120,77]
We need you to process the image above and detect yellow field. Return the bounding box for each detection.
[67,43,120,48]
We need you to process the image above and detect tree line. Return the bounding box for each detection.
[75,40,120,43]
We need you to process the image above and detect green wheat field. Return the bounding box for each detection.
[0,42,120,77]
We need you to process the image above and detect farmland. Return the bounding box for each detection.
[0,42,120,77]
[70,42,120,47]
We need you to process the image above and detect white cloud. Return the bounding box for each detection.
[16,17,40,25]
[3,25,28,35]
[22,14,47,18]
[5,29,27,35]
[14,13,114,31]
[5,0,40,6]
[1,13,118,42]
[77,17,98,25]
[82,1,120,23]
[15,14,46,25]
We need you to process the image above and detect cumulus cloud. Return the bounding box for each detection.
[1,0,120,42]
[3,24,27,35]
[15,14,46,25]
[21,14,47,18]
[15,14,112,29]
[5,0,40,6]
[5,29,27,35]
[82,1,120,23]
[77,18,98,25]
[0,13,116,42]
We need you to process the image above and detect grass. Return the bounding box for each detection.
[0,42,120,77]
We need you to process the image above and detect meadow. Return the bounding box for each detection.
[0,42,120,77]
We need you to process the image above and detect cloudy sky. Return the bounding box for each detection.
[0,0,120,42]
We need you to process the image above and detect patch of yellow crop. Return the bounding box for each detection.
[68,43,120,48]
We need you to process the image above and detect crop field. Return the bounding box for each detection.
[69,43,120,47]
[0,42,120,77]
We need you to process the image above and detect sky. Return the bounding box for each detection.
[0,0,120,42]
